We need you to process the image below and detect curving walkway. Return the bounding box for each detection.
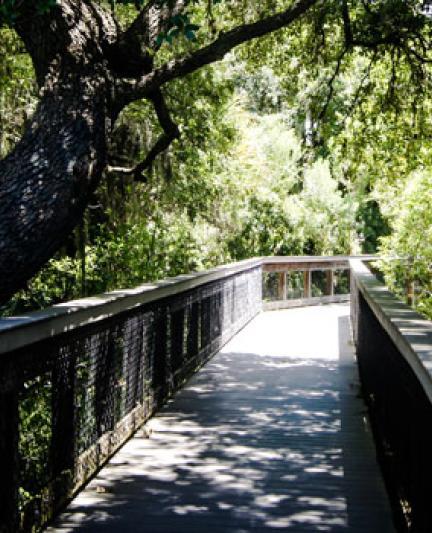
[49,304,395,532]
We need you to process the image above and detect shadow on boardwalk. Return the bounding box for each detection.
[50,305,395,532]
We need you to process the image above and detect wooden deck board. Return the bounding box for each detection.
[49,304,395,532]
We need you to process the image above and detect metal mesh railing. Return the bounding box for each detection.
[0,264,262,532]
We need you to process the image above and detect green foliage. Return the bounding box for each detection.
[3,255,96,314]
[215,109,355,259]
[379,170,432,318]
[356,200,390,253]
[0,28,36,157]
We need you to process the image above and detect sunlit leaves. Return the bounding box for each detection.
[379,170,432,318]
[0,28,37,158]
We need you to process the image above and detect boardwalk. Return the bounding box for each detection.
[50,304,395,532]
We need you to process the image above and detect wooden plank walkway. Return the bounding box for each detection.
[49,304,395,532]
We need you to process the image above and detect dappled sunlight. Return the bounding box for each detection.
[50,304,394,532]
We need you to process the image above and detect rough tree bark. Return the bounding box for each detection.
[0,0,118,302]
[0,0,317,304]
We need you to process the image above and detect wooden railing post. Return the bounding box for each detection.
[406,280,415,307]
[153,307,169,401]
[277,272,287,300]
[326,270,334,296]
[303,271,311,299]
[170,307,185,382]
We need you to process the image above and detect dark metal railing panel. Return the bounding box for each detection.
[350,258,432,532]
[0,264,262,532]
[0,258,263,355]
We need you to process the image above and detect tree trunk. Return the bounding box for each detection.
[0,68,112,303]
[0,0,118,303]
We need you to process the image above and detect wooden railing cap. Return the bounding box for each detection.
[350,258,432,404]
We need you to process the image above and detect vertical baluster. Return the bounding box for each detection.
[326,269,334,296]
[303,270,311,299]
[95,331,118,438]
[187,300,200,361]
[51,345,76,508]
[170,306,185,386]
[152,306,168,403]
[213,288,222,340]
[200,295,211,353]
[277,272,287,301]
[0,390,19,533]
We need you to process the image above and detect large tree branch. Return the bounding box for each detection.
[119,0,319,102]
[318,47,348,121]
[108,89,180,180]
[108,0,186,77]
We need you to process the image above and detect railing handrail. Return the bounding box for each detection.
[0,254,378,355]
[263,255,378,272]
[0,257,263,354]
[350,258,432,403]
[263,254,377,264]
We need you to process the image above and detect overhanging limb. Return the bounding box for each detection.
[108,89,180,182]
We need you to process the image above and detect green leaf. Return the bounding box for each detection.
[155,33,165,46]
[185,30,197,41]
